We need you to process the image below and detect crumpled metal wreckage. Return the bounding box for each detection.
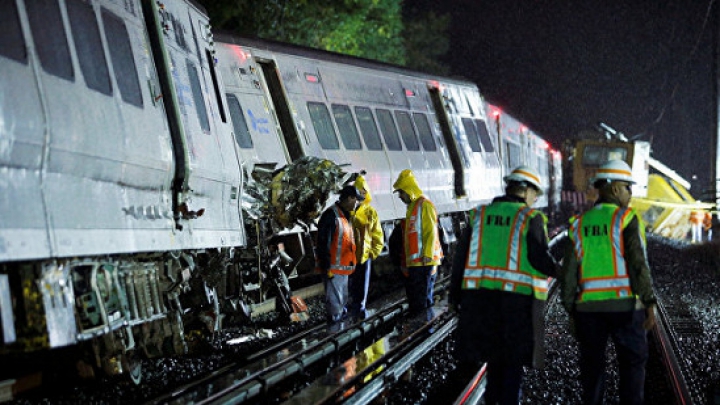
[243,156,351,231]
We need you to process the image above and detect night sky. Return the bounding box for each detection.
[417,0,716,197]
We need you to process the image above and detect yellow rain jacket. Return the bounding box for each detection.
[352,175,384,263]
[392,169,443,267]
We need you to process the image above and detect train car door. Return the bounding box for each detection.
[401,79,456,216]
[429,86,466,199]
[215,43,291,171]
[144,0,243,248]
[255,58,306,163]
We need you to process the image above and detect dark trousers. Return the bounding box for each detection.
[575,309,648,405]
[349,259,371,320]
[404,265,436,322]
[484,361,523,405]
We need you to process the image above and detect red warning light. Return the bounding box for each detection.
[404,89,416,97]
[305,73,320,83]
[229,45,250,63]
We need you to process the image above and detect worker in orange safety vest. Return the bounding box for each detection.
[561,159,656,405]
[689,210,705,243]
[392,169,443,324]
[315,185,364,330]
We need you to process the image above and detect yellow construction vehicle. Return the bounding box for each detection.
[562,124,713,241]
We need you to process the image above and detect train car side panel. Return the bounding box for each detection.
[0,0,50,261]
[145,0,243,247]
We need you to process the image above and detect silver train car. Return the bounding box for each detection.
[214,35,507,269]
[1,0,242,382]
[0,0,562,382]
[485,104,563,216]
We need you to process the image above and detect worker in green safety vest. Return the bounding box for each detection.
[561,159,657,405]
[450,165,558,405]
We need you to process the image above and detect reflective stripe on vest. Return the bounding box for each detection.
[463,204,549,299]
[571,205,634,301]
[328,205,356,275]
[404,197,443,264]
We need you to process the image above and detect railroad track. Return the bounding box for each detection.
[144,231,702,405]
[145,299,408,404]
[653,295,703,404]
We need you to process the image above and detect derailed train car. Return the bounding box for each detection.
[485,104,563,216]
[0,0,562,383]
[1,0,244,383]
[214,35,510,277]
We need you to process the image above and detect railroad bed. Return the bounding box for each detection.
[5,235,720,404]
[386,235,720,405]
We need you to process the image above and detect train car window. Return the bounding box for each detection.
[413,113,436,151]
[226,94,253,149]
[187,60,211,132]
[475,119,495,152]
[462,118,482,152]
[67,0,112,95]
[506,142,522,169]
[376,109,402,151]
[308,102,340,150]
[101,9,142,107]
[354,107,383,151]
[27,0,74,80]
[0,0,27,63]
[395,111,420,151]
[582,145,628,166]
[538,155,549,177]
[332,104,362,150]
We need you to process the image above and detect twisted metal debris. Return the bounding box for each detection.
[242,156,351,230]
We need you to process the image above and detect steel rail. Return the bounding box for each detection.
[145,300,406,405]
[653,299,694,405]
[330,313,458,405]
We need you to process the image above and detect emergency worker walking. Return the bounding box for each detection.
[315,185,364,330]
[703,211,713,241]
[690,210,705,243]
[450,165,558,405]
[561,160,656,405]
[349,175,384,321]
[392,169,443,322]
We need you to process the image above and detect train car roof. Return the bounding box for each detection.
[188,0,207,14]
[214,32,479,89]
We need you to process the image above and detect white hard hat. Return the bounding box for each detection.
[592,160,635,184]
[503,165,543,194]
